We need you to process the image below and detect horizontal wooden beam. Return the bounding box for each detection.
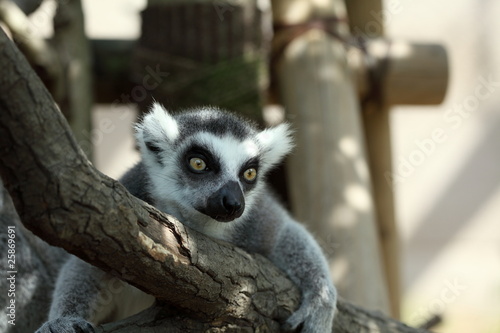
[88,38,448,107]
[349,38,449,106]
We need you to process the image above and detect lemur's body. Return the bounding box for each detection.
[36,104,337,333]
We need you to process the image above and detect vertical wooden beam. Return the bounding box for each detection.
[345,0,385,36]
[272,0,390,312]
[346,0,400,318]
[52,0,93,160]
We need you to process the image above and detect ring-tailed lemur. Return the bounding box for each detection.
[36,103,337,333]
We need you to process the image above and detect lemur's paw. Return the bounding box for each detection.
[36,317,95,333]
[282,287,337,333]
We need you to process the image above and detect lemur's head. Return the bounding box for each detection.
[135,103,293,228]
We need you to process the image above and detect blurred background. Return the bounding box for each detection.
[9,0,500,332]
[387,1,500,332]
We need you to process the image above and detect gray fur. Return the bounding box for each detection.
[173,107,258,144]
[36,104,337,333]
[118,162,154,205]
[0,181,68,333]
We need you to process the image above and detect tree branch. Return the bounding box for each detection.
[0,27,428,332]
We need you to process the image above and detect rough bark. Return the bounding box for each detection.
[0,27,428,332]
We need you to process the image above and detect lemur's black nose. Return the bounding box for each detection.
[203,181,245,222]
[223,195,242,215]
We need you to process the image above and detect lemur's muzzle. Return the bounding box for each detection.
[203,181,244,222]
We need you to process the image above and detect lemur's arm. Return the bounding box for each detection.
[237,194,337,333]
[36,257,109,333]
[270,219,337,333]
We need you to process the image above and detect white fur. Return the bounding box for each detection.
[135,108,294,240]
[134,122,294,242]
[134,107,294,243]
[192,132,259,176]
[143,132,263,241]
[136,103,179,144]
[255,123,294,172]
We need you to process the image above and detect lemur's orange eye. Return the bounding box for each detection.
[243,168,257,182]
[189,157,207,171]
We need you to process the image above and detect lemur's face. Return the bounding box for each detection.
[136,103,293,226]
[176,133,260,222]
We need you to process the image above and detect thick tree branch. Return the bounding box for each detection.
[0,27,428,332]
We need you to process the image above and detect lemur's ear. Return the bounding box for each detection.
[255,123,294,172]
[135,102,179,158]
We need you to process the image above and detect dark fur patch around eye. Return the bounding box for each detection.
[239,157,260,189]
[240,157,260,175]
[183,145,220,174]
[145,141,162,154]
[145,141,164,165]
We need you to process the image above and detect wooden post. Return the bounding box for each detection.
[347,0,448,318]
[345,0,400,318]
[272,0,390,312]
[344,0,450,318]
[52,0,93,159]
